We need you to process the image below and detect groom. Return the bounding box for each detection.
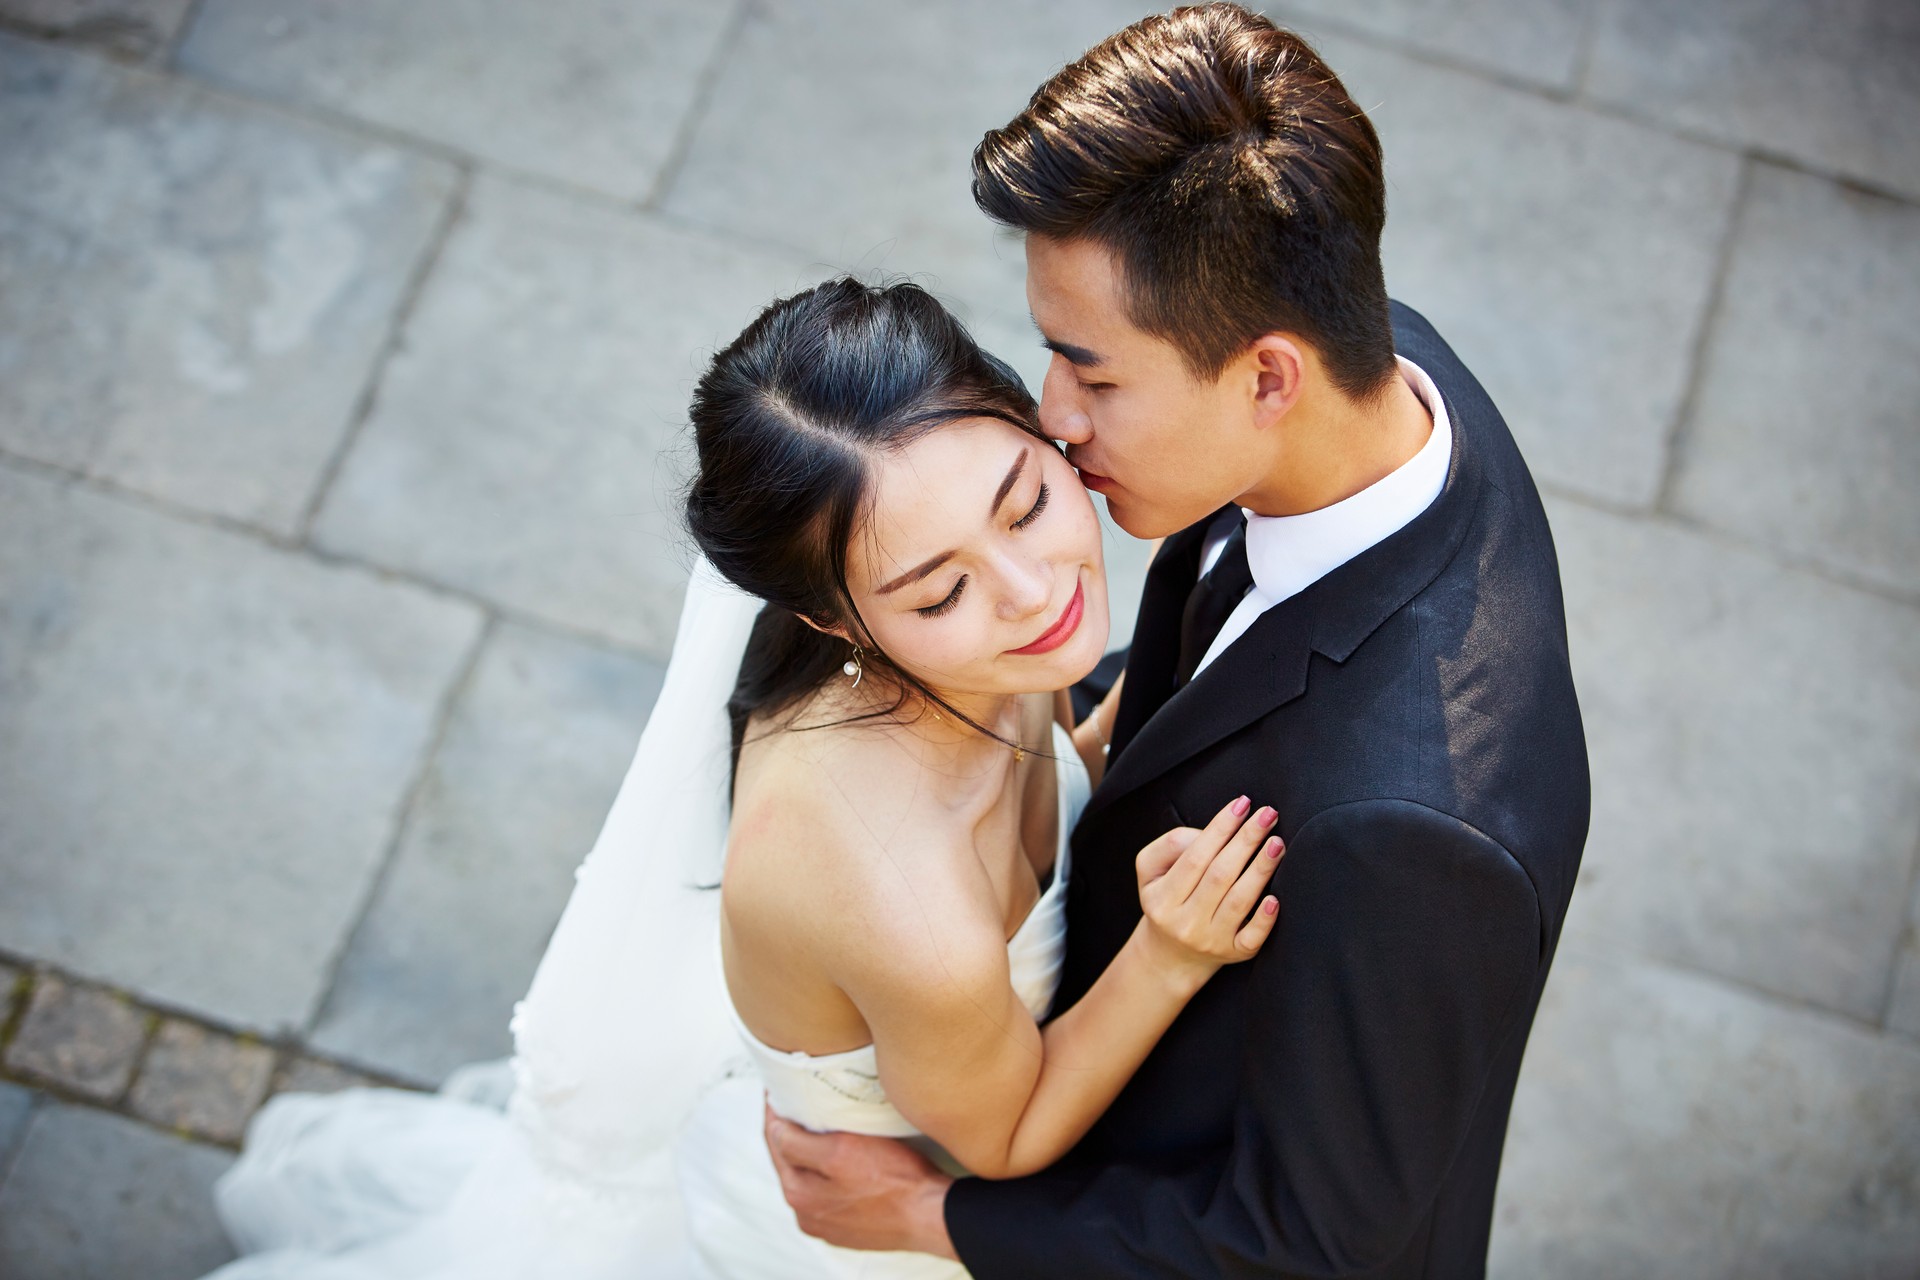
[765,7,1589,1277]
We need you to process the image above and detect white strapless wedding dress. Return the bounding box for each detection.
[207,617,1089,1280]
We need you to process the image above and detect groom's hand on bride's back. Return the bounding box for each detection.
[763,1099,959,1260]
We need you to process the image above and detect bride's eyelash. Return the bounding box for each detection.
[1012,483,1050,530]
[917,576,966,618]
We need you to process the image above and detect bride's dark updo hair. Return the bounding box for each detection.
[684,277,1048,762]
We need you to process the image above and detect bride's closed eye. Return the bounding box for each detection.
[1012,483,1050,530]
[914,484,1053,619]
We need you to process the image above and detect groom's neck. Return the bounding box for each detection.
[1236,369,1432,518]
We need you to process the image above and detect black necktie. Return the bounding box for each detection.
[1173,519,1253,688]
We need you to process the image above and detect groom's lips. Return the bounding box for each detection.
[1075,463,1115,494]
[1008,580,1085,656]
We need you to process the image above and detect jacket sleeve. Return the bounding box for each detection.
[945,798,1543,1279]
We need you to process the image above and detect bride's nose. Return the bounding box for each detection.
[999,556,1053,620]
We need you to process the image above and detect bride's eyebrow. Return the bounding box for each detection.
[875,448,1031,596]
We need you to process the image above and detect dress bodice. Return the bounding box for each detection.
[729,720,1092,1140]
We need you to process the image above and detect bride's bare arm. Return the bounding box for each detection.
[832,797,1282,1180]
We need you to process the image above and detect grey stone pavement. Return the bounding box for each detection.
[0,0,1915,1275]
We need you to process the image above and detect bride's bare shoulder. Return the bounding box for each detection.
[725,714,995,968]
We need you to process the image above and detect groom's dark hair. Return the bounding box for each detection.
[974,3,1396,401]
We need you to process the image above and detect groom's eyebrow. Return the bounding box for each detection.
[876,449,1030,596]
[1041,336,1105,368]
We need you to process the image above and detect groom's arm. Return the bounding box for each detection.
[945,798,1542,1279]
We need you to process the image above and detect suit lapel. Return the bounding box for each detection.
[1086,598,1314,820]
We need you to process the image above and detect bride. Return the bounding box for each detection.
[208,278,1283,1279]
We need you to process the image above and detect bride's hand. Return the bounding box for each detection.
[1134,796,1282,982]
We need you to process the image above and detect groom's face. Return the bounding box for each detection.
[1026,235,1264,540]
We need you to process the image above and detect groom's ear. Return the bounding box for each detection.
[1245,334,1307,430]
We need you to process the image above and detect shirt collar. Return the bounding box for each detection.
[1239,355,1452,608]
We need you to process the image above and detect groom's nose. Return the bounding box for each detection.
[1040,359,1093,445]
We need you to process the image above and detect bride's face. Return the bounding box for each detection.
[843,417,1110,700]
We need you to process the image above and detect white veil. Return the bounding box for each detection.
[210,557,764,1279]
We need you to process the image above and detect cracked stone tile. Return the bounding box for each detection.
[177,0,737,202]
[0,34,457,534]
[1491,951,1920,1278]
[0,1103,235,1278]
[2,974,148,1102]
[0,0,193,59]
[126,1019,274,1144]
[1550,496,1920,1020]
[311,621,666,1083]
[1586,0,1920,202]
[1298,30,1742,509]
[310,176,821,655]
[1669,164,1920,600]
[0,466,483,1031]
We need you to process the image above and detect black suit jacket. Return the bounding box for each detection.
[946,303,1590,1279]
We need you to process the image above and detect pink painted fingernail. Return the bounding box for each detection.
[1263,897,1279,915]
[1256,806,1277,827]
[1264,837,1282,859]
[1231,795,1251,817]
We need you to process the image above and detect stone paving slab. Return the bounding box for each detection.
[1585,0,1920,203]
[177,0,740,203]
[0,35,458,535]
[0,1082,34,1171]
[0,0,190,60]
[1267,0,1596,91]
[311,175,822,656]
[1548,496,1920,1021]
[1491,950,1920,1279]
[1670,163,1920,600]
[0,465,484,1030]
[1298,29,1741,510]
[126,1019,274,1144]
[0,1102,235,1279]
[2,975,147,1103]
[660,0,1149,328]
[310,622,666,1084]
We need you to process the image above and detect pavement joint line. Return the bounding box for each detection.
[1651,153,1752,516]
[1565,0,1604,100]
[1875,825,1920,1030]
[1264,2,1585,102]
[0,11,159,65]
[298,612,500,1042]
[0,447,676,662]
[1539,480,1920,614]
[296,164,476,544]
[0,957,427,1155]
[1263,2,1920,213]
[639,0,752,213]
[1557,938,1920,1054]
[160,0,211,69]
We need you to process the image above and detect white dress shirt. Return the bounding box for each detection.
[1192,355,1453,677]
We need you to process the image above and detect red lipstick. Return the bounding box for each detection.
[1009,580,1085,656]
